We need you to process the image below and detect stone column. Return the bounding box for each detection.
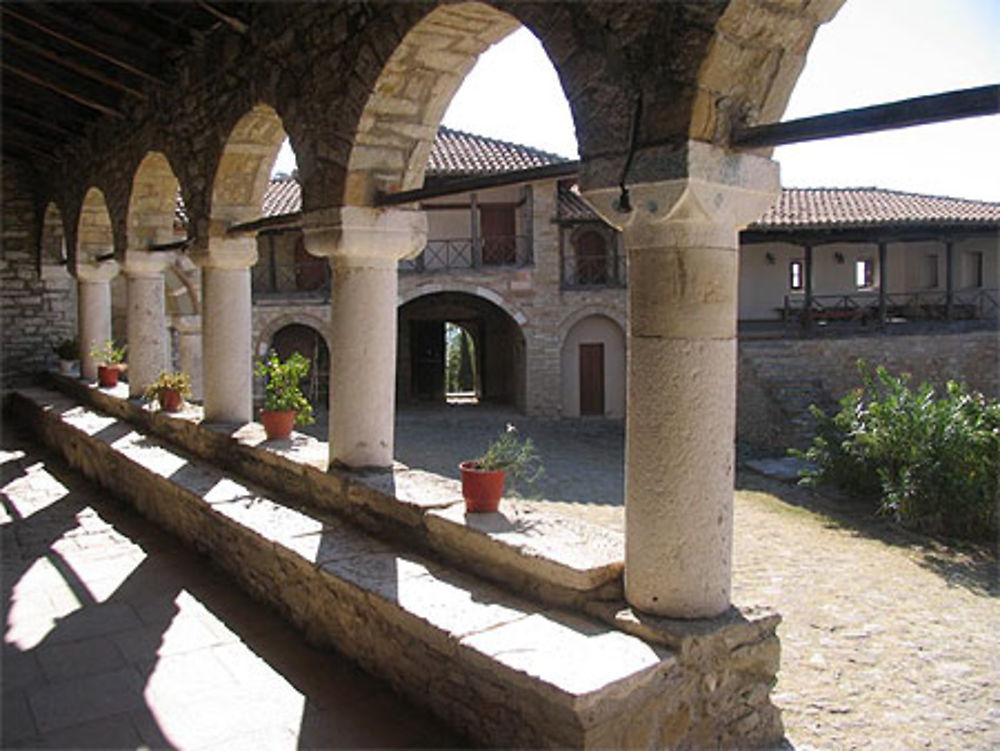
[583,142,778,618]
[303,207,427,468]
[191,237,257,424]
[74,260,119,381]
[172,314,203,400]
[124,251,173,397]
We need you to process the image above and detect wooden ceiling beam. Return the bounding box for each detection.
[2,6,165,86]
[2,30,147,100]
[2,62,125,119]
[4,104,83,139]
[197,2,248,34]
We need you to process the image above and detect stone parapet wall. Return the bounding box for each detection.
[9,380,785,749]
[1,161,77,386]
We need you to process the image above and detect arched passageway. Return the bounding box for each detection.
[397,292,525,410]
[268,324,330,411]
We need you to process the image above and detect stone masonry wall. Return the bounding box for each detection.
[1,161,77,386]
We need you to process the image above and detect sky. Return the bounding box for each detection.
[276,0,999,201]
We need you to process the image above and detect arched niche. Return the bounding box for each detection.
[560,313,625,418]
[77,188,114,265]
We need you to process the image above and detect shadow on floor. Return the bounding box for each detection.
[736,467,999,598]
[1,425,465,749]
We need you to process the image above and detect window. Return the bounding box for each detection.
[573,230,609,284]
[855,258,874,289]
[789,260,804,291]
[965,251,984,288]
[480,204,517,265]
[923,254,939,289]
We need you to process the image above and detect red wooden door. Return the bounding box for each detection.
[480,205,516,265]
[579,343,604,415]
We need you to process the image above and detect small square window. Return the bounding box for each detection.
[789,260,804,290]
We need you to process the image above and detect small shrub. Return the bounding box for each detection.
[476,424,543,490]
[89,339,126,365]
[254,351,315,427]
[53,338,78,360]
[143,371,193,401]
[795,362,999,541]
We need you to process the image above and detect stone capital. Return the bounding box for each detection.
[123,250,175,278]
[580,142,780,249]
[301,206,427,265]
[73,258,119,284]
[189,236,258,270]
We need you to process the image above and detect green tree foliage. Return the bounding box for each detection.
[795,362,999,541]
[445,323,476,394]
[458,326,474,391]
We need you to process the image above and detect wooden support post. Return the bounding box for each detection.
[945,240,955,320]
[803,245,814,334]
[878,242,888,325]
[470,192,482,268]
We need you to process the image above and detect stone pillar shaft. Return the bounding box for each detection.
[172,315,203,401]
[193,238,257,424]
[125,252,172,397]
[583,143,778,618]
[304,206,427,469]
[75,261,119,381]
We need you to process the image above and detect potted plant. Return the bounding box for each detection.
[459,424,542,513]
[254,350,315,439]
[90,339,127,388]
[53,338,78,375]
[144,371,192,413]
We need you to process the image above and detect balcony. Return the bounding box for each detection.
[399,235,532,273]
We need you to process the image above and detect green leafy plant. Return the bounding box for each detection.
[53,338,78,360]
[89,339,126,366]
[795,361,999,541]
[253,351,315,426]
[475,424,543,487]
[143,371,192,401]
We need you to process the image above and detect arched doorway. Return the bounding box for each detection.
[269,324,330,410]
[560,314,625,418]
[397,292,525,410]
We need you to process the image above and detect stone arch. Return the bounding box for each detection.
[560,313,625,418]
[267,322,332,411]
[256,311,332,360]
[76,188,114,265]
[39,202,67,271]
[210,103,288,229]
[398,282,528,328]
[128,152,183,251]
[340,3,522,205]
[397,287,526,409]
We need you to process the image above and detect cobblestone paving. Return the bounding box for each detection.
[397,405,1000,751]
[1,427,463,750]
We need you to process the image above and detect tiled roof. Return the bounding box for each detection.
[752,187,1000,230]
[557,182,601,222]
[262,175,301,216]
[428,126,569,176]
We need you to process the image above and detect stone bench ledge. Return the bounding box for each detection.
[43,373,625,608]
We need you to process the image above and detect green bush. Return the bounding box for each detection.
[795,362,999,541]
[254,351,315,427]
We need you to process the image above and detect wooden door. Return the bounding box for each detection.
[411,320,445,401]
[480,205,516,265]
[579,343,604,415]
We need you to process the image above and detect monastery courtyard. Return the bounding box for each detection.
[3,406,997,750]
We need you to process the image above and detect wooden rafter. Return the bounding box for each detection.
[2,6,164,86]
[2,61,124,119]
[4,105,83,139]
[2,30,147,100]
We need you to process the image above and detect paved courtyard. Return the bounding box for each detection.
[3,404,998,749]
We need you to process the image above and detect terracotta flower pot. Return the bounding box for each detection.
[159,388,183,413]
[261,409,296,440]
[97,364,120,388]
[459,461,506,513]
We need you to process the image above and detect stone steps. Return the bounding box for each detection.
[7,379,784,749]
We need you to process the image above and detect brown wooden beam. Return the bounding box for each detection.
[197,2,248,34]
[732,85,1000,148]
[2,6,165,86]
[2,30,147,100]
[2,62,124,119]
[4,105,82,139]
[3,132,57,160]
